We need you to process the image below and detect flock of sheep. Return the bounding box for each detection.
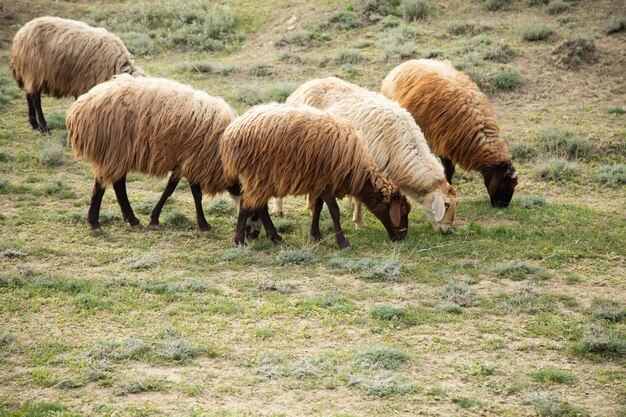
[9,16,519,249]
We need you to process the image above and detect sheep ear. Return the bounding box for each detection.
[488,173,501,196]
[432,194,446,222]
[389,200,401,228]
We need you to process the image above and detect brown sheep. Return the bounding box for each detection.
[67,74,259,233]
[219,103,411,249]
[381,59,518,208]
[10,16,143,133]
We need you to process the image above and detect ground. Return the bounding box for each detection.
[0,1,624,416]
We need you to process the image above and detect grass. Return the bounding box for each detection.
[521,24,555,41]
[276,248,314,265]
[39,141,65,168]
[597,164,626,186]
[531,367,575,384]
[552,38,597,68]
[535,159,577,181]
[525,392,588,417]
[604,16,625,34]
[537,127,593,160]
[401,0,430,21]
[490,67,521,90]
[546,0,568,15]
[484,0,512,11]
[1,1,625,416]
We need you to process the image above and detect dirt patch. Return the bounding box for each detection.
[552,38,598,69]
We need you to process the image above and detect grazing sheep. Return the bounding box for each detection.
[220,103,411,249]
[381,59,518,208]
[10,16,144,133]
[284,77,457,233]
[67,74,259,233]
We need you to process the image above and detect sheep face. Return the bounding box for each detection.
[419,184,457,233]
[484,163,518,208]
[368,192,411,241]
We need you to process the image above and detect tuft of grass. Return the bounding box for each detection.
[521,25,555,41]
[597,164,626,187]
[164,210,194,229]
[0,402,79,417]
[531,367,575,385]
[276,248,314,265]
[2,249,26,259]
[535,159,577,181]
[484,0,512,11]
[511,141,538,161]
[590,298,624,322]
[537,127,592,160]
[326,11,361,30]
[127,253,160,270]
[516,195,548,209]
[275,30,314,47]
[401,0,430,21]
[491,67,521,90]
[115,376,170,396]
[453,397,482,409]
[359,0,399,17]
[447,21,490,36]
[607,107,625,115]
[45,112,67,131]
[206,196,235,215]
[335,48,363,65]
[179,60,214,73]
[157,338,199,361]
[89,339,146,361]
[546,0,568,15]
[576,324,626,355]
[71,293,103,310]
[249,62,273,77]
[0,68,21,107]
[39,141,64,168]
[353,346,408,370]
[235,82,297,106]
[490,261,541,280]
[605,16,625,34]
[376,25,417,62]
[370,304,408,321]
[328,256,403,282]
[525,391,588,417]
[119,31,153,56]
[552,38,597,68]
[438,281,475,307]
[348,373,416,397]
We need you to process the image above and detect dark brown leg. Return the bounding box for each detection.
[113,175,140,227]
[310,196,324,242]
[190,183,210,232]
[441,157,455,184]
[257,204,282,243]
[26,93,39,130]
[149,176,179,228]
[87,180,106,230]
[322,195,350,249]
[33,92,49,134]
[234,204,251,246]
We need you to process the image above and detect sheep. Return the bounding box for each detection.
[381,59,519,208]
[219,103,412,249]
[66,74,260,234]
[283,76,457,233]
[10,16,144,133]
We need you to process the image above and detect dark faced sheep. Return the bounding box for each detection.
[382,59,518,208]
[67,74,259,233]
[10,16,143,133]
[219,103,411,249]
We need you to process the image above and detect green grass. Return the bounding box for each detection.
[521,24,555,41]
[531,367,575,384]
[400,0,430,21]
[535,159,577,181]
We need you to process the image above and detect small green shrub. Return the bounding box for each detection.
[546,0,568,15]
[164,210,194,229]
[180,60,213,73]
[590,298,624,321]
[115,376,170,396]
[327,256,402,282]
[249,62,272,77]
[537,128,592,160]
[528,0,549,5]
[578,324,626,355]
[89,339,146,360]
[335,48,363,64]
[531,367,574,384]
[127,253,160,270]
[511,141,538,161]
[354,346,408,370]
[552,38,597,68]
[0,68,21,107]
[157,338,199,361]
[453,397,482,409]
[120,31,153,56]
[448,21,490,36]
[491,67,521,90]
[516,195,548,209]
[348,373,416,397]
[490,261,541,280]
[326,11,361,29]
[71,293,103,310]
[276,248,314,265]
[359,0,399,17]
[401,0,430,21]
[535,159,577,181]
[484,0,512,11]
[235,83,297,106]
[275,30,314,47]
[377,25,417,62]
[483,41,517,63]
[597,164,626,187]
[438,281,475,307]
[605,16,625,34]
[521,25,555,41]
[607,107,625,115]
[370,304,408,321]
[525,392,588,417]
[206,196,235,215]
[45,112,67,131]
[39,141,64,167]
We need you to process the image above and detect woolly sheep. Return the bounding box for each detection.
[381,59,519,208]
[283,77,457,233]
[219,103,411,249]
[67,74,259,233]
[10,16,143,133]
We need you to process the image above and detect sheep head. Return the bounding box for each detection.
[419,182,457,233]
[359,177,411,241]
[483,162,518,208]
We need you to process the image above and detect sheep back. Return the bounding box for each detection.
[287,77,446,200]
[67,75,235,192]
[220,103,382,210]
[381,59,511,173]
[10,16,143,98]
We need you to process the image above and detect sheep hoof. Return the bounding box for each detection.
[89,223,101,231]
[148,222,160,230]
[311,232,322,242]
[199,226,211,235]
[269,234,283,243]
[337,240,351,250]
[354,221,367,229]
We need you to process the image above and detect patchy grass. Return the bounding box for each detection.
[328,256,402,282]
[401,0,430,21]
[491,67,521,90]
[521,24,555,41]
[576,324,626,355]
[525,392,588,417]
[276,248,314,265]
[489,261,542,280]
[589,298,625,322]
[552,38,597,68]
[511,141,538,161]
[604,16,625,34]
[535,159,577,181]
[376,25,418,62]
[531,367,575,384]
[39,140,65,168]
[353,346,408,370]
[537,127,593,160]
[546,0,569,15]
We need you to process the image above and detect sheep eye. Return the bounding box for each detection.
[444,202,451,209]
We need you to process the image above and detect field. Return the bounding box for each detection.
[0,0,625,416]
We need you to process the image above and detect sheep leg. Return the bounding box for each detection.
[26,93,39,130]
[271,197,284,217]
[310,196,324,242]
[234,205,251,246]
[441,157,455,183]
[113,175,140,227]
[87,179,106,230]
[149,176,179,228]
[190,183,211,233]
[323,195,350,250]
[257,204,282,243]
[353,200,367,229]
[33,92,49,134]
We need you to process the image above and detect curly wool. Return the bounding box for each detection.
[381,59,511,173]
[10,16,143,98]
[67,75,236,193]
[287,77,448,201]
[220,103,399,210]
